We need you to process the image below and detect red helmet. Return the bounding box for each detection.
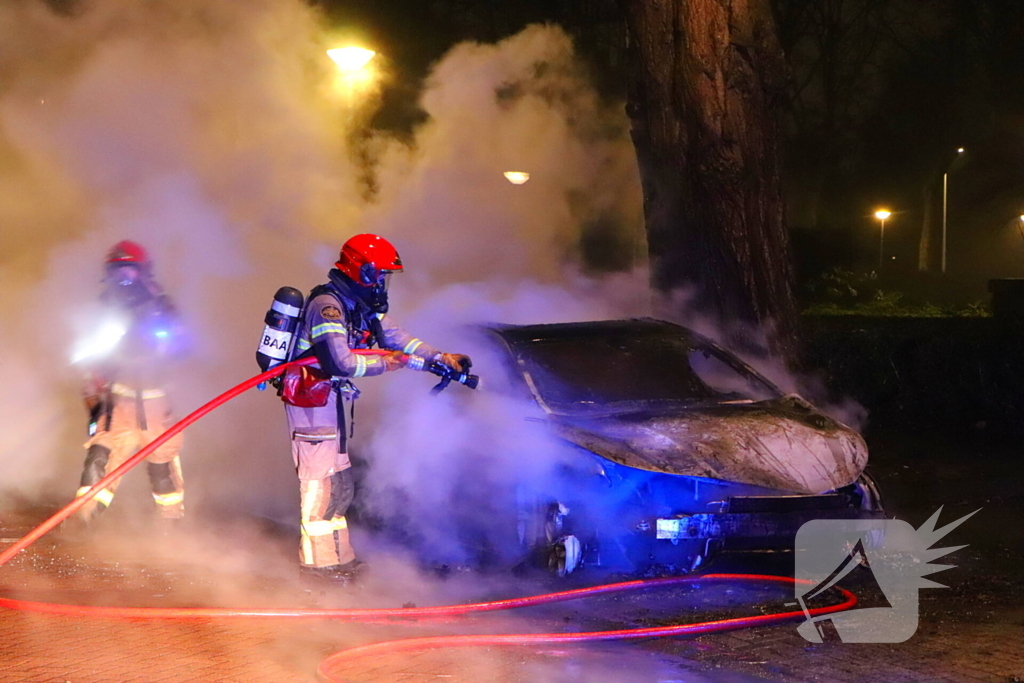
[335,234,403,287]
[105,240,150,268]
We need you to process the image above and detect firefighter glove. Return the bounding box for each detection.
[437,353,472,373]
[383,349,408,372]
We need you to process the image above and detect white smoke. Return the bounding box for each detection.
[0,15,881,683]
[0,0,645,530]
[0,0,862,582]
[361,24,644,287]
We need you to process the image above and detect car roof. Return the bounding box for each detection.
[486,318,699,346]
[482,318,784,401]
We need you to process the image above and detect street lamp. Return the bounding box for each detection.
[503,171,530,185]
[875,209,891,269]
[326,45,379,110]
[327,47,376,73]
[941,147,965,274]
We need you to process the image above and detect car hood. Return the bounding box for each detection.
[551,395,867,494]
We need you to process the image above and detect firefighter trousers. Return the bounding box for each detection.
[76,390,185,521]
[286,392,355,568]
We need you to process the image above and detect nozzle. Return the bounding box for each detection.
[423,361,480,392]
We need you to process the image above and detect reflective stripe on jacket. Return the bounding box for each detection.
[294,291,440,378]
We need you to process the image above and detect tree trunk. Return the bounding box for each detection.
[620,0,798,359]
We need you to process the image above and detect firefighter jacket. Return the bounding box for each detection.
[81,293,184,399]
[293,274,440,379]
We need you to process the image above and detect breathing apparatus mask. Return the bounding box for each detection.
[104,264,153,309]
[333,264,394,315]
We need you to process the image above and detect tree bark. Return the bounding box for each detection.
[620,0,799,359]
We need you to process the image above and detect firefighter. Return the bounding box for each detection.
[72,241,187,525]
[286,234,471,580]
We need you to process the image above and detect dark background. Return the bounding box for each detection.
[313,0,1024,309]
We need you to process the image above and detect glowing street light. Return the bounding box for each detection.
[503,171,530,185]
[875,209,892,269]
[327,47,376,73]
[326,46,379,108]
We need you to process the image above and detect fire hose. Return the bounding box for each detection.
[0,354,858,683]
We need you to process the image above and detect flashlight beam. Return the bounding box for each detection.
[71,321,127,364]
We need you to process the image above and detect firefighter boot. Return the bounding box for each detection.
[71,444,115,526]
[298,559,367,585]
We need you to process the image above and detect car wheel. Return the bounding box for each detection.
[516,498,590,577]
[548,535,582,577]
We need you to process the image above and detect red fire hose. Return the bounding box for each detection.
[0,356,857,683]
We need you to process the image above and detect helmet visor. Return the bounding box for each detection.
[106,263,141,286]
[360,261,396,286]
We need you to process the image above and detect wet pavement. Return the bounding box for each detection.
[635,427,1024,683]
[1,426,1022,683]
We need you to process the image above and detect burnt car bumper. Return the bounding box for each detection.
[641,492,885,552]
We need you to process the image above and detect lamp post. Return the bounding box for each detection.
[941,147,965,274]
[875,209,891,269]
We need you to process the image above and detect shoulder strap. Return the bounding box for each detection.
[284,286,324,363]
[307,283,334,301]
[308,283,354,318]
[286,284,348,363]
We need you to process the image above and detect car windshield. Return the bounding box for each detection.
[514,330,780,415]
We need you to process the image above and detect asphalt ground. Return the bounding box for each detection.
[0,426,1021,683]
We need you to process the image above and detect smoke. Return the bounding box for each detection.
[0,8,882,681]
[0,13,653,671]
[0,0,863,589]
[0,0,645,533]
[356,275,656,568]
[361,24,645,286]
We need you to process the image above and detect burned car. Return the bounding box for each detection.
[481,319,884,576]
